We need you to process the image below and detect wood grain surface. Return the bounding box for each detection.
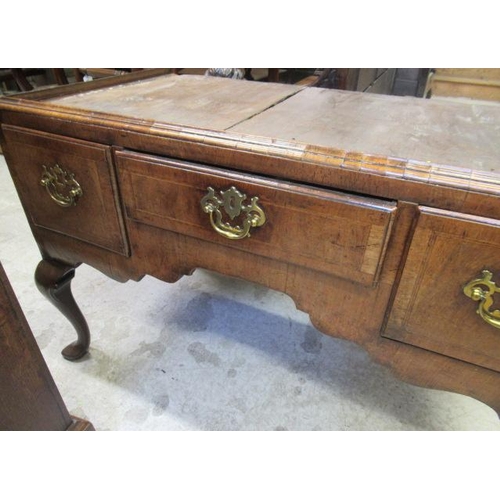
[2,125,129,255]
[384,206,500,372]
[0,262,91,430]
[116,150,396,286]
[49,74,301,130]
[231,86,500,173]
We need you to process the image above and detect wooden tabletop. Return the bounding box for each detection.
[47,74,500,174]
[49,74,301,131]
[231,88,500,173]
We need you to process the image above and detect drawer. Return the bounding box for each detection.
[2,125,129,255]
[384,206,500,372]
[116,150,396,286]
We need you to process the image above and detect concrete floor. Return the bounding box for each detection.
[1,154,499,431]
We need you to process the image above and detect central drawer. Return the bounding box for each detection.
[116,150,397,286]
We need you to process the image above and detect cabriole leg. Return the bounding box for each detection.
[34,259,90,361]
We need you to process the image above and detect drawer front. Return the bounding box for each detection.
[116,150,396,286]
[2,125,129,255]
[384,206,500,372]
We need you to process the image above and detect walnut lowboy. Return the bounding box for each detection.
[1,71,500,419]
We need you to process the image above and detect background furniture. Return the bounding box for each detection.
[425,68,500,101]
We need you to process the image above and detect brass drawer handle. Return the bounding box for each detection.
[463,270,500,330]
[40,164,83,207]
[200,186,266,240]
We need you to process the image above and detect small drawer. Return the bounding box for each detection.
[2,125,128,255]
[384,206,500,372]
[116,150,396,286]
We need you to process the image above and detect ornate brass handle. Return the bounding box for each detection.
[40,164,83,207]
[463,270,500,330]
[200,186,266,240]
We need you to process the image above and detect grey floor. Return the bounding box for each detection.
[1,154,499,431]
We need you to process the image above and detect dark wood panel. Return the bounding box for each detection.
[0,262,72,430]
